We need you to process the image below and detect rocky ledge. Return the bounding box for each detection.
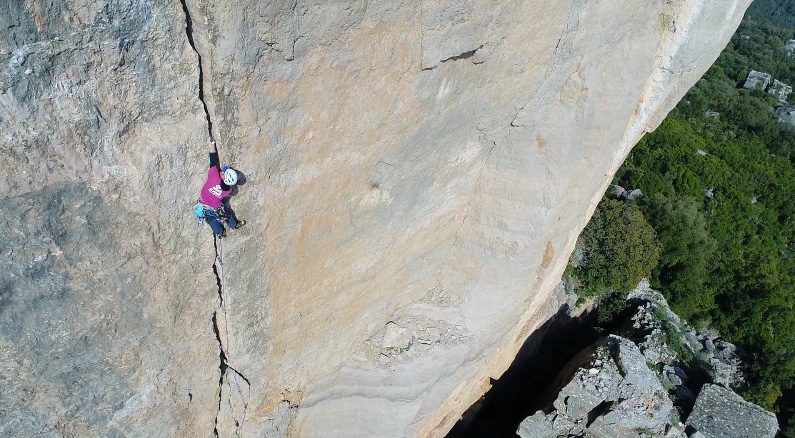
[516,281,778,438]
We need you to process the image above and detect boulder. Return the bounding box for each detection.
[776,103,795,126]
[627,281,744,389]
[787,39,795,56]
[514,281,767,438]
[768,79,792,102]
[534,335,673,438]
[743,70,772,90]
[516,411,557,438]
[588,336,673,435]
[686,384,778,438]
[626,188,643,200]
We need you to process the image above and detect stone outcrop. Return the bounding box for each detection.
[514,281,776,438]
[614,185,643,201]
[627,281,745,390]
[743,70,772,91]
[687,384,778,438]
[517,335,674,438]
[768,79,792,102]
[776,103,795,126]
[742,70,792,102]
[0,0,751,436]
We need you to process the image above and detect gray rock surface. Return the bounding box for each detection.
[515,281,773,438]
[743,70,772,90]
[588,336,673,436]
[626,188,643,200]
[787,39,795,56]
[768,79,792,102]
[686,384,778,438]
[776,103,795,126]
[1,0,752,436]
[628,280,745,389]
[521,336,673,438]
[516,411,558,438]
[614,185,644,201]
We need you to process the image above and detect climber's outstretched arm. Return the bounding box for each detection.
[208,139,220,169]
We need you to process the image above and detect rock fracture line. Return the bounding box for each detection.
[179,2,250,434]
[179,0,214,137]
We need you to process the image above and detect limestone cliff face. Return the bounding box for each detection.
[0,1,751,437]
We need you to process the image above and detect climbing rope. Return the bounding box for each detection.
[230,371,250,426]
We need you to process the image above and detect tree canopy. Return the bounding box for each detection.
[575,11,795,436]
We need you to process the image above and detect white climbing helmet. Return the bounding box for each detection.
[223,167,238,186]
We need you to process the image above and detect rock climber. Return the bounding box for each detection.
[197,138,245,238]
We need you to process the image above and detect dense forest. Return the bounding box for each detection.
[573,2,795,436]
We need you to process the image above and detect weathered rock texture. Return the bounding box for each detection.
[743,69,772,91]
[687,384,778,438]
[514,281,776,438]
[517,336,674,438]
[628,280,745,391]
[0,0,751,436]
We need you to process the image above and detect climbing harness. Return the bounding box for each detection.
[195,201,227,227]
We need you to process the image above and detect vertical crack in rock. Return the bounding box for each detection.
[211,240,251,436]
[179,0,214,137]
[211,260,226,438]
[177,1,252,428]
[512,0,585,126]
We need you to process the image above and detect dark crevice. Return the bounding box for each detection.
[213,336,225,438]
[227,363,251,386]
[422,45,484,71]
[179,0,213,137]
[211,252,225,438]
[586,400,615,427]
[447,305,599,437]
[447,298,643,437]
[210,237,250,436]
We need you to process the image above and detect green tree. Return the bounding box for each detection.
[644,193,717,319]
[580,13,795,424]
[576,199,661,296]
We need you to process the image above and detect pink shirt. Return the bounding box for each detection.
[199,168,232,208]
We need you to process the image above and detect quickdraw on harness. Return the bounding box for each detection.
[194,201,227,226]
[194,203,206,226]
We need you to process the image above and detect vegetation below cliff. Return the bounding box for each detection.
[573,7,795,435]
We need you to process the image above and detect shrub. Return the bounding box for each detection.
[575,199,661,297]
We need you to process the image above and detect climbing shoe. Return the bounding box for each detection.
[234,220,246,230]
[217,231,227,239]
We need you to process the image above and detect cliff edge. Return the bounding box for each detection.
[0,0,751,436]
